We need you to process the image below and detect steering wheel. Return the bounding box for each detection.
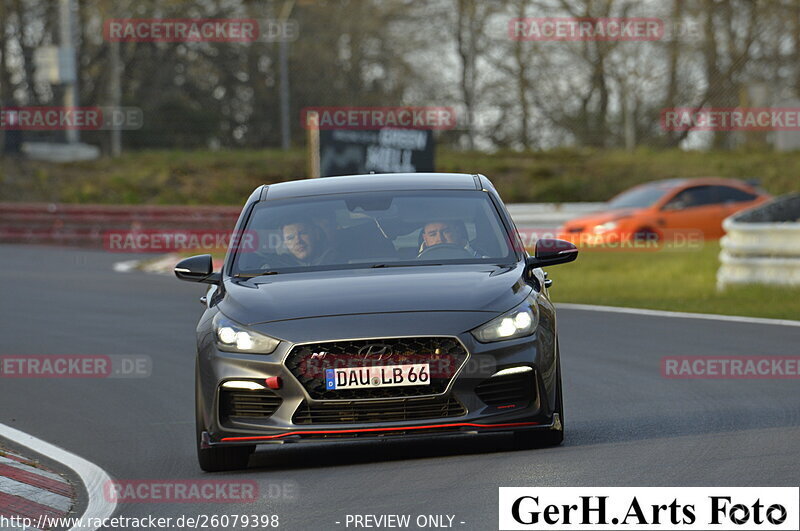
[260,252,301,268]
[417,243,474,260]
[237,250,299,271]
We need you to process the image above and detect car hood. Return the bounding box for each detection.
[219,263,531,325]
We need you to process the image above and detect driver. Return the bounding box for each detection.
[418,220,482,257]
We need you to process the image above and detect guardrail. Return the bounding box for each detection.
[506,202,604,227]
[717,193,800,289]
[0,203,240,247]
[0,201,601,248]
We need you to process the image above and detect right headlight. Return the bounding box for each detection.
[471,297,539,343]
[213,313,280,354]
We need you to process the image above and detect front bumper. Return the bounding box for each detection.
[203,417,561,448]
[196,311,559,447]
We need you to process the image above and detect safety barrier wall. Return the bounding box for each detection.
[717,193,800,289]
[0,203,241,247]
[0,201,601,248]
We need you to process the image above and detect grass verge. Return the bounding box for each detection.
[160,241,800,321]
[2,147,798,204]
[548,241,800,321]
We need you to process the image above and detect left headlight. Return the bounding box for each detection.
[593,220,618,233]
[471,297,539,343]
[213,313,280,354]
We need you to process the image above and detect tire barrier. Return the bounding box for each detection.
[718,193,800,289]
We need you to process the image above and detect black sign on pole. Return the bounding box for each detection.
[319,128,434,177]
[1,103,22,156]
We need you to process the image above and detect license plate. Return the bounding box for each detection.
[325,363,431,390]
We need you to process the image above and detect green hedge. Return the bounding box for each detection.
[1,147,798,204]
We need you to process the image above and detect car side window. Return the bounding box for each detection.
[713,185,757,203]
[662,185,717,210]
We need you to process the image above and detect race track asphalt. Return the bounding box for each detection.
[1,244,798,530]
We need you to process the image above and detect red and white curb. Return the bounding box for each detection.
[113,253,224,275]
[113,254,179,275]
[0,450,74,530]
[0,424,116,531]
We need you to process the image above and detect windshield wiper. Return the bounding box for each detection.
[370,263,443,268]
[233,271,279,278]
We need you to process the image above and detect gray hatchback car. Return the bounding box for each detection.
[175,173,578,471]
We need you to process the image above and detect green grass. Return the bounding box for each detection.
[2,146,799,204]
[438,147,800,202]
[0,148,307,205]
[548,241,800,320]
[168,240,800,321]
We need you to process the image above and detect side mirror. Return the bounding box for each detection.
[174,254,221,284]
[526,238,578,269]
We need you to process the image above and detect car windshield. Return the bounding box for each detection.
[230,190,516,276]
[607,184,672,209]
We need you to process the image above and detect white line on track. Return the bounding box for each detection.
[0,423,116,531]
[557,303,800,327]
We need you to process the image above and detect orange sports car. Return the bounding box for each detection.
[558,178,770,245]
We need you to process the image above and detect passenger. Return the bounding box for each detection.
[281,219,336,266]
[310,209,339,245]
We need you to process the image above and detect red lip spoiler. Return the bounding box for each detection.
[221,421,540,442]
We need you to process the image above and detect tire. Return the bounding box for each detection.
[633,227,660,243]
[195,366,254,472]
[513,354,564,449]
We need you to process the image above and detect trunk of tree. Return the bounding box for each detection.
[456,0,476,150]
[513,0,530,149]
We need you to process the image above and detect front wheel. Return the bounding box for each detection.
[196,368,254,472]
[632,227,660,243]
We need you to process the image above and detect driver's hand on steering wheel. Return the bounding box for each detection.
[416,242,475,260]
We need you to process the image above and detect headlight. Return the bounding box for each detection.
[213,313,280,354]
[471,297,539,343]
[593,220,618,233]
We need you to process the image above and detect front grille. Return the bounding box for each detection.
[285,337,468,400]
[219,389,282,420]
[474,371,536,407]
[292,396,466,424]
